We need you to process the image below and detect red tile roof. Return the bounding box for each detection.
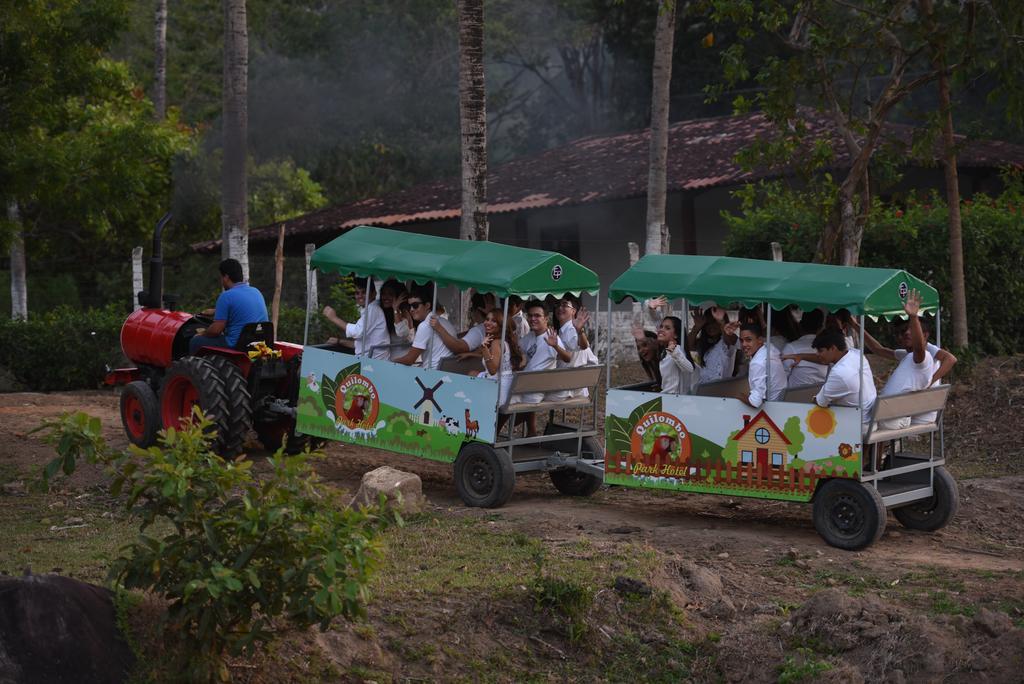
[732,409,792,445]
[193,110,1024,253]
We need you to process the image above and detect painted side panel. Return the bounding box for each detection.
[604,390,863,502]
[295,347,499,463]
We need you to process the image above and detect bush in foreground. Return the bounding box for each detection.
[38,411,396,682]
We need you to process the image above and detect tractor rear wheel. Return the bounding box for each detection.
[893,466,959,532]
[205,355,253,458]
[159,357,231,454]
[120,381,160,447]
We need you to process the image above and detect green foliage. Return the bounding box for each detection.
[722,179,1024,354]
[0,304,126,390]
[721,429,740,464]
[782,416,805,458]
[531,550,594,643]
[37,410,395,683]
[249,158,328,226]
[777,647,833,684]
[605,396,662,457]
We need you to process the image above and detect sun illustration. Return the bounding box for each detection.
[806,406,838,438]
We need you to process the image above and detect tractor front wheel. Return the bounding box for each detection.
[120,381,160,447]
[159,357,231,453]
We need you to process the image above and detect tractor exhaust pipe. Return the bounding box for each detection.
[138,212,172,309]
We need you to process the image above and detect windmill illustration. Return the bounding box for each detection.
[414,377,444,425]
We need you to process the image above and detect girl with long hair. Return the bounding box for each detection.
[476,308,523,406]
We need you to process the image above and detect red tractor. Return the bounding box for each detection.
[107,215,307,456]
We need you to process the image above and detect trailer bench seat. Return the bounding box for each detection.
[864,385,950,445]
[782,383,824,403]
[695,374,748,398]
[498,366,602,415]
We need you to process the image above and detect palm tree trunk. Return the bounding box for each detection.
[644,0,676,256]
[222,0,249,279]
[8,202,27,320]
[154,0,167,119]
[936,59,968,347]
[457,0,488,244]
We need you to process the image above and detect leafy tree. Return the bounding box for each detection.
[782,416,805,458]
[722,428,740,464]
[0,0,193,317]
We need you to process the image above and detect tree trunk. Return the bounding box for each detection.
[132,246,144,311]
[271,225,284,330]
[936,61,968,347]
[222,0,249,280]
[304,243,318,313]
[8,202,27,320]
[644,0,677,257]
[457,0,488,244]
[154,0,167,119]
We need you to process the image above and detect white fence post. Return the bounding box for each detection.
[304,243,318,313]
[132,246,144,311]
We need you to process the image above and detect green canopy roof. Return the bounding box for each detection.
[310,226,599,298]
[608,255,939,318]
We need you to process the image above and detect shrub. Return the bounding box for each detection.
[38,411,395,683]
[0,304,126,390]
[722,179,1024,354]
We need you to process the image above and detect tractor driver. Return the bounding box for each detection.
[190,258,269,354]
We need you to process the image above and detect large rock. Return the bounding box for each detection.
[348,466,426,514]
[677,561,723,600]
[0,573,134,683]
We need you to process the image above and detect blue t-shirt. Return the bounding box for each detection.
[214,283,268,347]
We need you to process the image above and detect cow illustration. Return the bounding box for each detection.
[439,415,461,435]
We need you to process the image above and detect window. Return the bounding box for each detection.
[741,450,753,464]
[754,427,770,444]
[771,452,784,467]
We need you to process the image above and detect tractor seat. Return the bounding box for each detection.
[234,321,275,351]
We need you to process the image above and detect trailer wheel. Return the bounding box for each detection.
[893,466,959,532]
[159,357,231,453]
[120,381,160,447]
[205,355,253,458]
[549,437,603,497]
[812,479,886,551]
[454,443,515,508]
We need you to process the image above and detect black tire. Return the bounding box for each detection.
[812,478,887,551]
[549,436,603,497]
[120,380,160,447]
[454,443,515,508]
[893,466,959,532]
[205,355,253,458]
[159,356,231,454]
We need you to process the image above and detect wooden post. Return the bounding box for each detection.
[304,243,317,313]
[771,242,783,262]
[132,246,144,311]
[271,225,285,330]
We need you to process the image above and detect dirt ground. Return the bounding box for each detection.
[1,358,1023,682]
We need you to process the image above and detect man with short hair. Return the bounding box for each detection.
[396,288,456,370]
[431,291,493,356]
[739,323,785,408]
[809,328,877,423]
[508,295,528,340]
[190,258,268,354]
[782,308,828,388]
[323,277,389,360]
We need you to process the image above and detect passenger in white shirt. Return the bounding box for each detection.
[431,291,492,357]
[690,305,739,385]
[508,295,530,341]
[808,328,877,424]
[323,277,389,360]
[512,300,569,436]
[634,313,695,394]
[782,308,828,389]
[393,288,456,370]
[739,323,785,407]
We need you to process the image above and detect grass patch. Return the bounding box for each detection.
[778,647,833,683]
[929,589,977,617]
[0,489,152,583]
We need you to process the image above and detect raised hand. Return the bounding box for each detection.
[723,319,740,336]
[322,305,336,319]
[647,296,668,311]
[632,321,646,341]
[710,306,726,323]
[904,288,922,317]
[573,306,590,331]
[666,338,677,353]
[544,327,560,348]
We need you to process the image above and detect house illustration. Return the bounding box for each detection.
[732,411,792,478]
